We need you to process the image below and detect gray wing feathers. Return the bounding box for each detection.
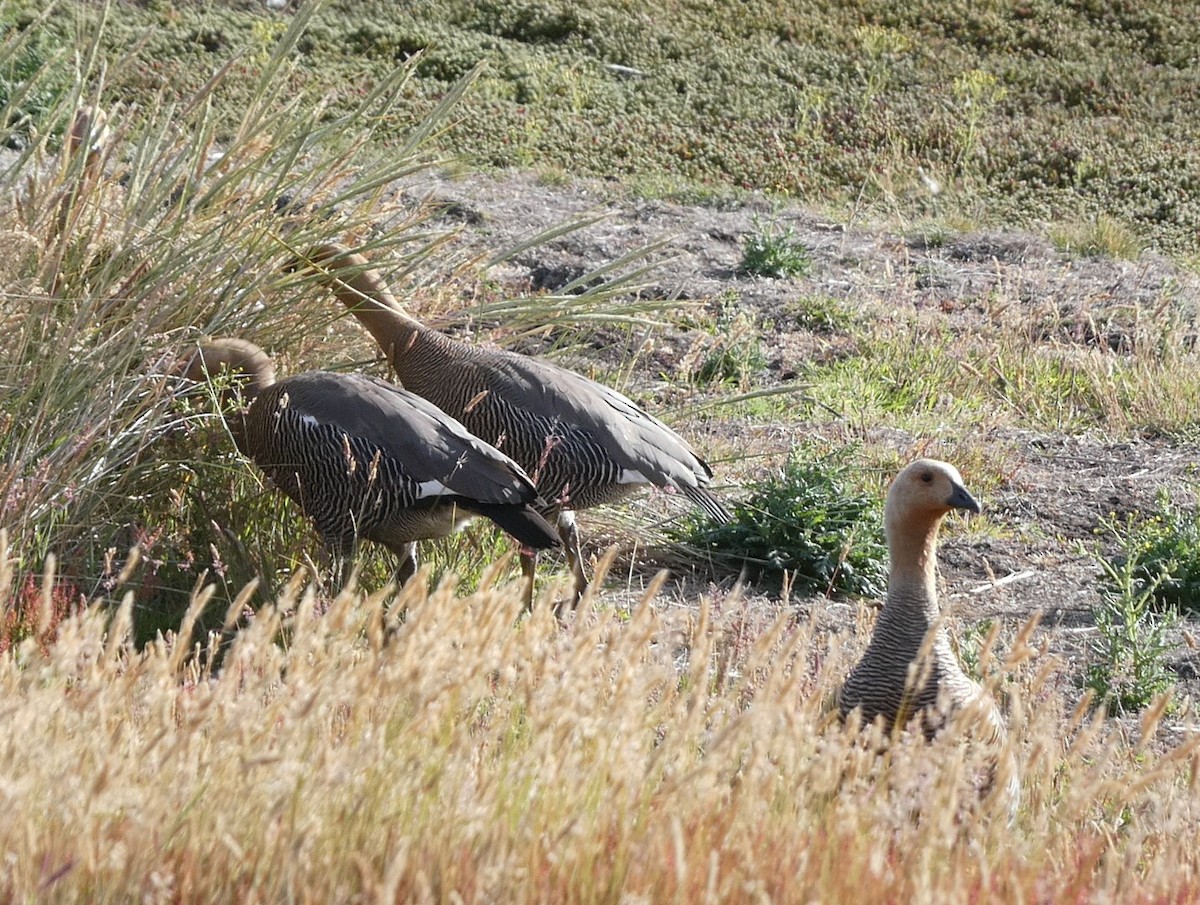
[480,353,715,490]
[275,372,539,504]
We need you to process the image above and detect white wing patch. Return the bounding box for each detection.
[416,479,453,499]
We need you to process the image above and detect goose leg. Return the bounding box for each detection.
[322,533,356,593]
[394,541,419,586]
[557,510,588,607]
[519,548,538,610]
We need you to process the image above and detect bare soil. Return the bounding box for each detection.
[382,170,1200,710]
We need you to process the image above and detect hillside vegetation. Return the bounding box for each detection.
[1,1,1200,901]
[13,0,1200,255]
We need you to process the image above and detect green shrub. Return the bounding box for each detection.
[739,219,812,279]
[674,448,886,597]
[1101,497,1200,613]
[1084,532,1178,714]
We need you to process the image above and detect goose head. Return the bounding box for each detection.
[885,458,981,557]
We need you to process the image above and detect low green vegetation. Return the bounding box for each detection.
[1086,520,1181,714]
[8,0,1200,254]
[792,317,1200,440]
[782,294,857,334]
[0,12,74,147]
[738,219,812,279]
[675,446,887,598]
[1100,499,1200,615]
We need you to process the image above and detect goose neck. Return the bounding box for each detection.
[882,511,944,627]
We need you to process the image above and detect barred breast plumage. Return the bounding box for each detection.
[838,459,1016,809]
[181,339,559,587]
[297,243,731,606]
[839,459,987,732]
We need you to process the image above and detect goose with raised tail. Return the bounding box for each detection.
[294,243,731,606]
[180,338,560,587]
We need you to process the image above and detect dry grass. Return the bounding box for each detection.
[4,13,1200,903]
[0,547,1198,902]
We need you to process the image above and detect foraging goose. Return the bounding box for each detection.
[838,459,1002,741]
[296,243,731,605]
[180,338,560,586]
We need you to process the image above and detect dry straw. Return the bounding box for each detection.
[0,549,1198,902]
[1,8,1198,902]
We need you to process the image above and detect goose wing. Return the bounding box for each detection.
[270,371,540,506]
[476,350,714,490]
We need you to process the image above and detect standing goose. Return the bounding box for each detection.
[838,459,1015,806]
[181,338,560,587]
[296,243,731,605]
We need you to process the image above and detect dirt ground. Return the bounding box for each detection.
[372,169,1200,715]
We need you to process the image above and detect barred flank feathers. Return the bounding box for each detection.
[299,244,731,602]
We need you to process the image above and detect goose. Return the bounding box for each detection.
[838,458,1015,807]
[180,338,560,587]
[838,458,996,735]
[294,243,731,605]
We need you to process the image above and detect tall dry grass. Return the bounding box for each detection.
[0,546,1197,902]
[3,12,1200,904]
[0,8,670,628]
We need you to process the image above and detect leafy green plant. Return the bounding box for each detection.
[1100,497,1200,613]
[1084,531,1178,714]
[739,219,812,279]
[674,447,886,597]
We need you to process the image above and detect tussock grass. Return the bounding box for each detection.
[0,10,692,627]
[1,561,1198,901]
[0,13,460,615]
[1052,215,1145,261]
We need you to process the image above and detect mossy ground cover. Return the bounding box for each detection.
[13,0,1200,254]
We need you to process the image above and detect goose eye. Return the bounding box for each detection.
[921,472,933,483]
